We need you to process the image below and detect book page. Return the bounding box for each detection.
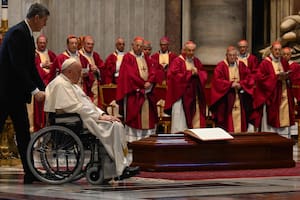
[185,127,234,141]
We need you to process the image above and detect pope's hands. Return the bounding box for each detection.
[99,114,121,122]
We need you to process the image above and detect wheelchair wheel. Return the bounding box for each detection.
[86,165,104,185]
[27,125,85,184]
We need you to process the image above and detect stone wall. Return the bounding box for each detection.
[183,0,247,65]
[3,0,166,58]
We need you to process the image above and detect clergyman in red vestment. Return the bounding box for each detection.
[104,37,126,84]
[79,35,105,107]
[210,46,254,133]
[251,42,300,138]
[33,35,56,131]
[237,39,259,76]
[151,36,177,85]
[164,41,207,133]
[116,36,158,142]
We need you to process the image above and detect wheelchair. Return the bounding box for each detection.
[26,113,107,185]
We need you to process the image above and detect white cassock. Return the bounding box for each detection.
[44,74,128,178]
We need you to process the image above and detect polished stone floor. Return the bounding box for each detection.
[0,140,299,199]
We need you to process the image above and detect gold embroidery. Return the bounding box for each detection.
[229,64,241,132]
[159,53,169,68]
[271,61,290,126]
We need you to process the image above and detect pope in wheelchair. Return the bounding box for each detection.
[27,58,139,184]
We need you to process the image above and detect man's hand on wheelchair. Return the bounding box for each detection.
[34,91,45,102]
[99,113,121,122]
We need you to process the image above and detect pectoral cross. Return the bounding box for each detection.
[233,104,239,110]
[141,65,147,72]
[232,76,238,82]
[232,75,239,94]
[277,67,282,73]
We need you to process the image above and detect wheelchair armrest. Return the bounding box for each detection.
[48,112,82,125]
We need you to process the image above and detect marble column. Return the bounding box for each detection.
[293,0,300,14]
[185,0,247,65]
[270,0,294,42]
[165,0,182,54]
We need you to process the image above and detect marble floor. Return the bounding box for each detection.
[0,140,299,199]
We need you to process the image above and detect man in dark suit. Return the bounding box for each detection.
[0,3,50,184]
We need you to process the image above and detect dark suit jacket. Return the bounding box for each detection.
[0,20,45,104]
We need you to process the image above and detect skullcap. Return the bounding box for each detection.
[61,58,78,71]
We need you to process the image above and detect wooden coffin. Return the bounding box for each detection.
[129,132,295,171]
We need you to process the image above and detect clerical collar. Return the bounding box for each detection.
[270,54,280,63]
[116,49,124,55]
[229,62,237,67]
[67,49,78,57]
[186,57,193,63]
[36,49,48,54]
[82,48,93,57]
[159,50,169,54]
[24,19,33,36]
[239,53,248,58]
[131,50,144,58]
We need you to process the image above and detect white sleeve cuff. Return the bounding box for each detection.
[31,88,40,95]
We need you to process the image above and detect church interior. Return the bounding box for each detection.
[1,0,300,199]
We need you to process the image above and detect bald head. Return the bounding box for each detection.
[36,35,48,51]
[115,37,125,52]
[183,41,196,58]
[238,39,248,55]
[271,41,282,59]
[238,40,248,47]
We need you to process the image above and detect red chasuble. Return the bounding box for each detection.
[164,54,207,128]
[289,61,300,101]
[105,52,125,84]
[79,51,105,104]
[151,51,177,84]
[34,50,56,131]
[116,53,158,129]
[247,54,259,74]
[251,57,299,128]
[35,50,56,85]
[210,60,254,132]
[104,53,117,84]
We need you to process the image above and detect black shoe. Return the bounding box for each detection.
[23,173,41,184]
[115,166,140,180]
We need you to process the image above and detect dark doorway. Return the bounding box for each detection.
[252,0,270,60]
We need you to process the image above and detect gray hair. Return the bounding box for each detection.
[26,3,50,19]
